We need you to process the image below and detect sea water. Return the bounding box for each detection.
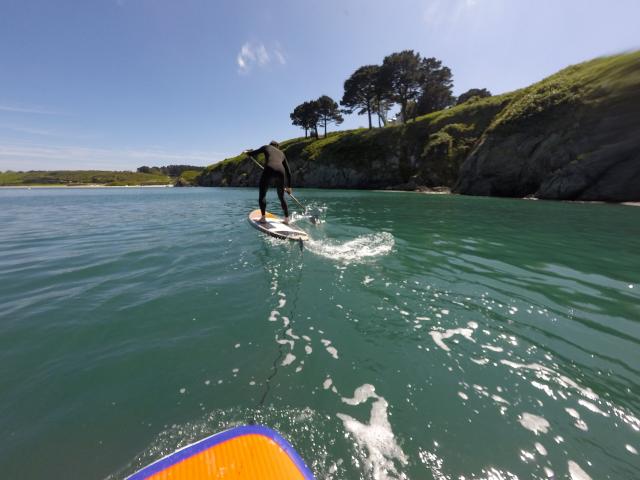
[0,187,638,479]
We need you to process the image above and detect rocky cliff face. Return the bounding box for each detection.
[454,53,640,201]
[199,52,640,202]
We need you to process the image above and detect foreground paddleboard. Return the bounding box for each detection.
[127,425,314,479]
[248,209,309,241]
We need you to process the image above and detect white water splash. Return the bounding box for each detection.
[482,344,504,352]
[518,412,550,435]
[499,360,599,401]
[281,353,296,366]
[578,399,609,417]
[429,321,478,352]
[337,384,408,480]
[321,338,339,359]
[568,460,592,480]
[565,407,589,431]
[535,442,547,456]
[306,232,395,263]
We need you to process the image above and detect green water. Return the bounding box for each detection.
[0,187,639,479]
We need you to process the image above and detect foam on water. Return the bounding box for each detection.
[534,442,547,456]
[565,407,589,431]
[281,353,296,366]
[578,399,609,417]
[337,384,408,480]
[306,232,395,263]
[499,360,599,402]
[518,412,550,435]
[429,321,478,352]
[568,460,592,480]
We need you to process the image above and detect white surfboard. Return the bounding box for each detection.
[248,209,309,242]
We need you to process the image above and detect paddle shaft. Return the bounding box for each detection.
[247,155,306,211]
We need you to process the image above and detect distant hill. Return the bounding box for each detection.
[0,170,172,186]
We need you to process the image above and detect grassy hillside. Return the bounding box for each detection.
[199,51,640,202]
[199,90,516,188]
[0,170,172,186]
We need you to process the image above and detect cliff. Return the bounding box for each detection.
[455,52,640,201]
[198,52,640,202]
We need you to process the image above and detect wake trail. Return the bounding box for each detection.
[305,232,395,263]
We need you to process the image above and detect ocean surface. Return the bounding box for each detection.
[0,187,639,480]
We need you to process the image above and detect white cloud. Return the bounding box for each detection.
[0,142,228,171]
[274,48,286,65]
[256,44,270,66]
[0,103,62,115]
[423,0,480,26]
[236,42,286,74]
[0,124,56,136]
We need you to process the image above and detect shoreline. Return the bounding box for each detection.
[374,188,640,206]
[3,184,638,206]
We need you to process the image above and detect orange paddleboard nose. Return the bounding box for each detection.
[127,425,314,480]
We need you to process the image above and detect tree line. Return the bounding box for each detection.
[290,50,491,137]
[137,165,204,177]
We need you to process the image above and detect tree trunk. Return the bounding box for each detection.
[324,119,327,138]
[367,103,372,129]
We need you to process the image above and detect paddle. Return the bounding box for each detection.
[247,154,319,224]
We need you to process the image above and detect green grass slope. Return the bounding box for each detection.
[0,170,172,186]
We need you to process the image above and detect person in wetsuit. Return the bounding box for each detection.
[245,141,292,224]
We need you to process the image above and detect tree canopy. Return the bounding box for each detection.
[137,165,203,176]
[291,49,458,131]
[317,95,343,137]
[415,57,455,116]
[341,65,380,129]
[290,101,320,138]
[379,50,423,123]
[456,88,492,105]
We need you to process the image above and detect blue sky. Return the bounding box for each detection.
[1,0,638,170]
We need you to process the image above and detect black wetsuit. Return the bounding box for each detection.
[249,145,292,217]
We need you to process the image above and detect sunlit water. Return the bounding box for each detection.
[0,187,639,479]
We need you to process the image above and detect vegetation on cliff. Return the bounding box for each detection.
[199,90,513,189]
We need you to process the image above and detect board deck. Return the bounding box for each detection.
[248,209,309,241]
[126,425,314,480]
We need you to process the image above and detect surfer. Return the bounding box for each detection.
[245,141,292,224]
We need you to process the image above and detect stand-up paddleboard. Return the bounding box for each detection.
[249,209,309,242]
[126,425,315,479]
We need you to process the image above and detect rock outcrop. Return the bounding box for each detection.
[454,53,640,201]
